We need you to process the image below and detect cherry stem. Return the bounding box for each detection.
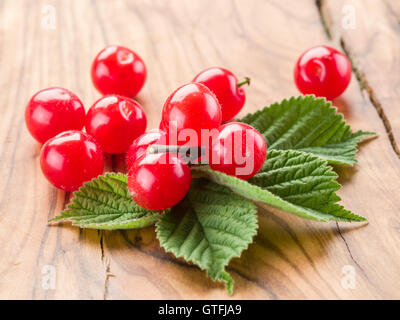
[147,144,206,164]
[237,77,250,88]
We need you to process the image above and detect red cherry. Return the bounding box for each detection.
[40,130,104,191]
[25,87,86,144]
[209,122,267,180]
[294,45,351,100]
[160,83,222,146]
[91,45,147,98]
[85,95,147,154]
[126,129,167,169]
[193,67,248,122]
[128,153,192,210]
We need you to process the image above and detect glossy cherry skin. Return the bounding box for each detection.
[294,45,351,100]
[91,45,147,98]
[25,87,86,144]
[85,95,147,154]
[126,129,167,169]
[193,67,246,122]
[209,122,267,180]
[128,153,192,210]
[40,130,104,191]
[160,83,222,146]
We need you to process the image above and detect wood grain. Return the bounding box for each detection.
[0,0,400,299]
[320,0,400,153]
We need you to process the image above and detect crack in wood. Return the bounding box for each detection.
[99,231,113,300]
[62,192,70,210]
[339,38,400,157]
[316,0,332,38]
[315,0,374,283]
[333,222,381,293]
[335,222,364,272]
[103,256,113,300]
[316,0,400,158]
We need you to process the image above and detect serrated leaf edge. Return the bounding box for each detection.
[238,95,377,166]
[48,172,162,229]
[155,188,258,295]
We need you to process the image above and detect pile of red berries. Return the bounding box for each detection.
[25,44,351,211]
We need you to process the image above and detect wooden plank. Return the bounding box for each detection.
[98,0,400,299]
[0,0,399,299]
[320,0,400,152]
[0,0,107,299]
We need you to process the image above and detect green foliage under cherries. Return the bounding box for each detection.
[50,95,375,295]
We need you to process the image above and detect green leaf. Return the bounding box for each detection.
[239,95,375,165]
[156,179,258,295]
[49,173,162,230]
[193,150,366,222]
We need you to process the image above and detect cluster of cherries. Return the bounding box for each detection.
[25,44,351,211]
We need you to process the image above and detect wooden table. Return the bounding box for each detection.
[1,0,400,299]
